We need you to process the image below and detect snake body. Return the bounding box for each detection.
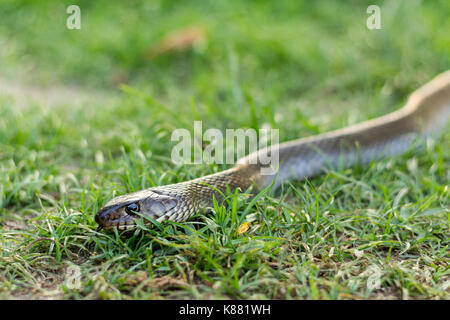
[95,71,450,231]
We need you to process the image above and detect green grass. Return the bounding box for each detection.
[0,0,449,299]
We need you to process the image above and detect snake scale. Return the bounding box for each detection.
[95,71,450,231]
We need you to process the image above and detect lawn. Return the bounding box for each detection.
[0,0,449,299]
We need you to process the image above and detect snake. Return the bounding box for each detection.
[95,70,450,231]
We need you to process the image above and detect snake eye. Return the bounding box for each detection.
[125,203,140,215]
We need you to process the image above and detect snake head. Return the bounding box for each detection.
[95,189,179,231]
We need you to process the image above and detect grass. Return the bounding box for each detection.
[0,0,449,299]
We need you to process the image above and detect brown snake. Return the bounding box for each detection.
[95,71,450,231]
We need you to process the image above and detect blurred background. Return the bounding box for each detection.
[1,0,448,95]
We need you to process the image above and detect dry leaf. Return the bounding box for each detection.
[146,26,205,59]
[237,221,250,235]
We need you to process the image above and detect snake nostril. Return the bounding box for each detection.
[95,211,110,225]
[95,215,102,224]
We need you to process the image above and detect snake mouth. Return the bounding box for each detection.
[95,203,138,231]
[96,216,137,231]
